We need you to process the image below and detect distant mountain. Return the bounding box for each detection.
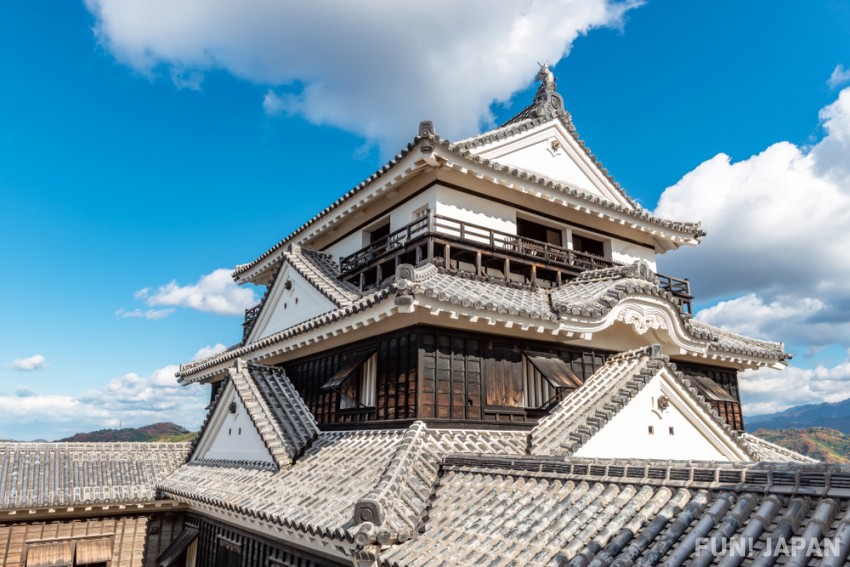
[746,397,850,434]
[753,427,850,464]
[57,422,196,443]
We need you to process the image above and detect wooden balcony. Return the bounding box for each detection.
[338,212,693,312]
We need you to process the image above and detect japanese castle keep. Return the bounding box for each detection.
[3,66,850,567]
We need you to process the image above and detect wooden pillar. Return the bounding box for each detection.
[530,265,537,286]
[444,244,451,269]
[475,251,482,276]
[504,258,510,281]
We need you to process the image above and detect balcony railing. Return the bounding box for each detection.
[242,304,262,343]
[337,211,693,311]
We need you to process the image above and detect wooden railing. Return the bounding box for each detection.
[340,213,613,274]
[337,211,693,311]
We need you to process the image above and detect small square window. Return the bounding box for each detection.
[648,425,654,435]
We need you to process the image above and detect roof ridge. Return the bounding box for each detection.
[740,432,819,464]
[227,362,292,468]
[286,244,360,307]
[246,362,319,462]
[352,421,427,532]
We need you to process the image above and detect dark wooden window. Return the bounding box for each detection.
[369,222,390,244]
[676,362,744,431]
[572,233,605,257]
[191,515,342,567]
[517,218,562,246]
[285,331,417,425]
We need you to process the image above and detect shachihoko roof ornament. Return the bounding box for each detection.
[501,62,572,128]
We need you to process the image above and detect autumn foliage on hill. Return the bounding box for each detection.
[754,427,850,464]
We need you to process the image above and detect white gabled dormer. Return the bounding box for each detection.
[192,380,276,465]
[458,63,635,210]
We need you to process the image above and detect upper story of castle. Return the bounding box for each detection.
[178,66,785,388]
[232,65,704,295]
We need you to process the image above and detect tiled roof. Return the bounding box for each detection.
[285,245,360,307]
[183,262,787,379]
[381,455,850,567]
[529,345,758,461]
[411,269,557,322]
[741,433,820,464]
[159,423,526,543]
[225,361,319,466]
[0,442,190,511]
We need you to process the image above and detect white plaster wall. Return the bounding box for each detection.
[489,138,603,198]
[435,185,516,245]
[254,264,336,340]
[574,373,729,461]
[324,191,437,262]
[389,190,437,230]
[202,391,274,463]
[611,240,657,270]
[325,231,364,263]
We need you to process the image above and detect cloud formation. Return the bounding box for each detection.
[7,354,47,371]
[655,87,850,414]
[83,0,638,151]
[120,268,258,318]
[828,64,850,89]
[140,268,258,316]
[0,344,219,440]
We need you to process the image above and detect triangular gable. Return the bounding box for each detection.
[191,360,319,467]
[530,345,755,462]
[190,379,277,466]
[467,119,635,209]
[246,257,340,343]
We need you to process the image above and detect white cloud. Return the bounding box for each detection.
[740,356,850,416]
[142,268,258,316]
[0,351,216,440]
[83,0,639,152]
[115,307,175,320]
[7,354,47,371]
[655,87,850,415]
[828,64,850,89]
[192,343,228,361]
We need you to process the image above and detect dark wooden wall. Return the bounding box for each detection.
[190,514,343,567]
[281,325,745,430]
[284,331,418,424]
[419,332,609,422]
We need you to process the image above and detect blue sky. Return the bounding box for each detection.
[2,0,849,439]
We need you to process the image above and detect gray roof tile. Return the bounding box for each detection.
[160,423,526,543]
[0,442,190,511]
[381,455,850,567]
